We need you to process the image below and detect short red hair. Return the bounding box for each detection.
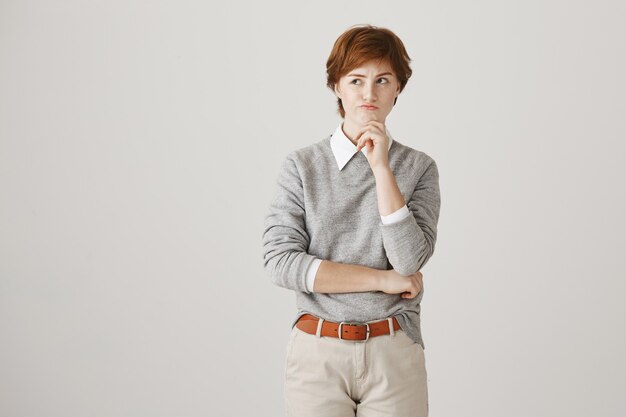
[326,24,413,118]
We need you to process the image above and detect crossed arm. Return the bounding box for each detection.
[262,154,441,295]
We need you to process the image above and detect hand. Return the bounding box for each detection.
[354,120,390,171]
[379,270,423,299]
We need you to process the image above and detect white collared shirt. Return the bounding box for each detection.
[305,123,411,292]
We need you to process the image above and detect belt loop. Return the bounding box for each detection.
[387,317,395,337]
[315,318,324,338]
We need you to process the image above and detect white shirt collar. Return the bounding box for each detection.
[329,123,394,170]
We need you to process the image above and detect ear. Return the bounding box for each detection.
[334,84,341,99]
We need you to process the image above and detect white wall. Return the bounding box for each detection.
[1,1,625,416]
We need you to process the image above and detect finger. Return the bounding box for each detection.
[354,128,366,144]
[357,131,371,151]
[356,126,375,141]
[365,120,384,131]
[365,120,383,126]
[359,133,379,151]
[355,130,365,149]
[364,121,385,136]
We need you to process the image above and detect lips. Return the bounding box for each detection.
[360,105,378,110]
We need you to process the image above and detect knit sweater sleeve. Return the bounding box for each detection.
[262,153,319,293]
[380,157,441,276]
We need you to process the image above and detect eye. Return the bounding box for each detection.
[350,79,361,84]
[378,77,389,84]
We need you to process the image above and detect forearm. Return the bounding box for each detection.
[375,159,440,276]
[312,260,386,293]
[373,166,405,216]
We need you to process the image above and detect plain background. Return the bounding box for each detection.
[1,0,625,416]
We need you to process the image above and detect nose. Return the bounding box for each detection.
[363,82,377,102]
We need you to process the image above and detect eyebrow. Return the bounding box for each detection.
[347,72,393,77]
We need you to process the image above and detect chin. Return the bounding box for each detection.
[359,111,385,121]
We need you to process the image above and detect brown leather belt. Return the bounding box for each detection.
[295,313,401,342]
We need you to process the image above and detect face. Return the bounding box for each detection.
[334,59,401,125]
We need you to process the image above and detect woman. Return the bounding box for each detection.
[262,24,441,417]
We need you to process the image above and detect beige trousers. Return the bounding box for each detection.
[283,321,428,417]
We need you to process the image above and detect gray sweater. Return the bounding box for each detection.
[261,131,441,349]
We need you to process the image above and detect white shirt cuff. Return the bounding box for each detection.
[380,205,411,225]
[305,258,323,293]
